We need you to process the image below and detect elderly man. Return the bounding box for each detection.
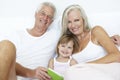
[0,2,60,80]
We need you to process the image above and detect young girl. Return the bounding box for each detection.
[48,34,80,76]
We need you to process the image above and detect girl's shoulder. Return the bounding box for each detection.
[49,58,54,63]
[48,58,54,69]
[70,58,78,66]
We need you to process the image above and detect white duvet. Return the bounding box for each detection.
[64,62,120,80]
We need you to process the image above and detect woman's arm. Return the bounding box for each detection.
[91,26,120,63]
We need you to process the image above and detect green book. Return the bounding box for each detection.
[47,68,64,80]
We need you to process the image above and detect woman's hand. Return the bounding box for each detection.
[111,35,120,46]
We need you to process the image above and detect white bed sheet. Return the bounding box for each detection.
[64,63,120,80]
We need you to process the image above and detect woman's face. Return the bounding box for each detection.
[67,10,84,36]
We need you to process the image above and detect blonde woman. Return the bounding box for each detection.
[61,4,120,80]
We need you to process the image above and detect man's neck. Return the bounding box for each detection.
[27,28,46,37]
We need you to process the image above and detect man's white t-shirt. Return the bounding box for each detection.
[0,18,61,80]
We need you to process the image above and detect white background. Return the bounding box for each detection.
[0,0,120,35]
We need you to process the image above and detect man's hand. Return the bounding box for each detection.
[111,35,120,46]
[33,67,51,80]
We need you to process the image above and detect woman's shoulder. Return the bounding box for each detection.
[91,25,107,44]
[91,25,107,38]
[91,26,105,34]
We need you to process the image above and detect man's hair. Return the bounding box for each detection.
[36,2,56,19]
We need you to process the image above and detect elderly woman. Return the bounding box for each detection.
[61,4,120,80]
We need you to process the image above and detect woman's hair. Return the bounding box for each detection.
[56,34,80,55]
[36,2,56,19]
[61,4,91,35]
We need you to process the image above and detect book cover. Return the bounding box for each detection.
[47,68,64,80]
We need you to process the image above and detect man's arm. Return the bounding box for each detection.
[16,63,51,80]
[16,63,34,78]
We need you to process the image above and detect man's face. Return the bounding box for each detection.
[35,5,54,31]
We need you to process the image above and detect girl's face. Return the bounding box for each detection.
[67,10,84,36]
[58,40,74,58]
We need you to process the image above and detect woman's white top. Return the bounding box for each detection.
[72,36,107,63]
